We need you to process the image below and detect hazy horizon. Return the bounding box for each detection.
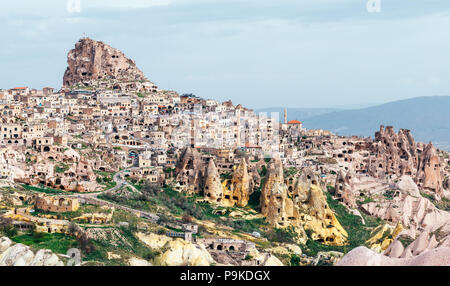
[1,0,450,108]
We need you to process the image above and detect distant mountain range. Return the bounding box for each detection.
[256,96,450,151]
[254,107,343,120]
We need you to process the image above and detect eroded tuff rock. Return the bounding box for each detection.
[416,142,444,197]
[384,220,450,259]
[367,126,419,179]
[175,147,205,193]
[159,239,216,266]
[337,246,450,266]
[0,237,64,266]
[203,158,253,207]
[63,37,154,89]
[366,126,445,197]
[260,159,347,246]
[204,159,224,203]
[333,170,357,209]
[366,223,403,253]
[361,176,450,231]
[136,233,215,266]
[226,159,251,207]
[294,170,348,245]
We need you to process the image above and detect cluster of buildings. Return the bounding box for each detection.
[0,83,331,195]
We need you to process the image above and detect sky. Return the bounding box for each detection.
[0,0,449,109]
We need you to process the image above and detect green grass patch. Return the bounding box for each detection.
[11,232,78,255]
[21,184,66,195]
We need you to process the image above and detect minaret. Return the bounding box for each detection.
[236,109,241,148]
[284,108,287,124]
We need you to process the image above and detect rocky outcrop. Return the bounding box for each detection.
[333,171,357,208]
[337,246,450,266]
[260,157,298,229]
[294,170,348,246]
[366,223,403,253]
[203,158,252,207]
[136,232,172,249]
[396,175,421,197]
[247,247,284,266]
[260,157,285,217]
[63,38,155,90]
[260,159,347,246]
[416,142,444,197]
[158,239,216,266]
[229,159,251,207]
[136,233,216,266]
[175,147,205,194]
[0,237,64,266]
[128,257,152,266]
[361,178,450,231]
[367,126,419,179]
[203,159,224,203]
[385,220,450,259]
[366,126,445,197]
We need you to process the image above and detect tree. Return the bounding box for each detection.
[68,222,78,236]
[141,181,160,196]
[0,217,17,237]
[182,215,193,223]
[77,232,95,254]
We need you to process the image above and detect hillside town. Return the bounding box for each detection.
[0,38,449,266]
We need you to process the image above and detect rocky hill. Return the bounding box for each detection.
[0,237,65,266]
[302,96,450,151]
[254,107,341,121]
[63,37,152,89]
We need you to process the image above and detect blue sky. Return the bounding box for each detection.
[1,0,449,108]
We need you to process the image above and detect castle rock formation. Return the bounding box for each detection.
[63,38,156,91]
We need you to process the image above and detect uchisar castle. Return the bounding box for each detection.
[0,38,449,266]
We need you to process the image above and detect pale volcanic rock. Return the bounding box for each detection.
[300,183,348,245]
[337,246,450,266]
[0,243,34,266]
[0,237,12,253]
[249,164,261,191]
[260,157,284,217]
[269,244,302,256]
[128,257,152,266]
[362,193,450,231]
[0,238,65,266]
[229,159,251,207]
[260,160,347,245]
[366,223,403,253]
[136,232,172,249]
[394,221,450,258]
[247,247,284,266]
[365,126,446,198]
[384,240,404,258]
[264,181,293,228]
[367,126,419,179]
[30,249,64,266]
[396,175,421,197]
[63,37,149,87]
[416,142,444,197]
[260,157,299,231]
[175,147,205,194]
[361,177,450,231]
[159,239,216,266]
[263,255,284,266]
[334,170,357,208]
[203,159,224,204]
